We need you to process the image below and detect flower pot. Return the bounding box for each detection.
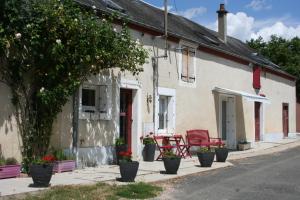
[30,164,53,187]
[116,144,128,165]
[53,160,76,173]
[238,143,251,151]
[215,148,228,162]
[197,152,215,167]
[143,144,156,162]
[163,157,181,174]
[119,161,139,182]
[0,165,21,179]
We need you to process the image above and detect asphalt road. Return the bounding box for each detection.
[158,146,300,200]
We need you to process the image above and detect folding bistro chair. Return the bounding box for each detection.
[153,136,176,160]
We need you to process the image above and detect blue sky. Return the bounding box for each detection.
[142,0,300,41]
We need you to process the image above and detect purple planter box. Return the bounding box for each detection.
[0,165,21,179]
[53,160,75,173]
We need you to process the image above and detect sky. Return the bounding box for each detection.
[141,0,300,42]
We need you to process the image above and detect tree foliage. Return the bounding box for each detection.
[247,35,300,99]
[0,0,148,170]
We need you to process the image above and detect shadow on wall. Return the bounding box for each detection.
[213,92,247,147]
[76,71,121,166]
[236,96,246,143]
[0,83,22,160]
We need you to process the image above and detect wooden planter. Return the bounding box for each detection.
[53,160,76,173]
[238,143,251,151]
[0,165,21,179]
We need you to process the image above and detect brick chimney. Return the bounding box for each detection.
[217,4,228,43]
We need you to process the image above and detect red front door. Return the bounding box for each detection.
[120,89,132,151]
[255,102,261,141]
[283,103,289,137]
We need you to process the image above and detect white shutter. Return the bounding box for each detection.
[188,50,195,82]
[99,84,112,120]
[167,97,175,133]
[181,48,188,82]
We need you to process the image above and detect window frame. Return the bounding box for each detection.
[179,43,197,87]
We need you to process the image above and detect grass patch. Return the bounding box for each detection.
[24,182,162,200]
[116,182,162,199]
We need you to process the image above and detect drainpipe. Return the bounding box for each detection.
[152,57,158,134]
[152,0,168,134]
[72,88,79,167]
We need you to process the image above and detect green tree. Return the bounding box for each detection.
[0,0,148,170]
[247,35,300,99]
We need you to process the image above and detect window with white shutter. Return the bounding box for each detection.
[181,46,196,83]
[79,84,112,120]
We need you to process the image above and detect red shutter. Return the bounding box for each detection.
[253,66,261,89]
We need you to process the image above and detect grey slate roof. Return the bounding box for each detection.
[75,0,293,77]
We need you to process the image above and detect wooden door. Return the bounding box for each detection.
[255,102,261,141]
[283,103,289,137]
[120,89,132,151]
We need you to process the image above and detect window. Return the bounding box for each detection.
[156,87,176,134]
[158,96,169,131]
[82,86,96,113]
[80,84,112,120]
[181,46,196,83]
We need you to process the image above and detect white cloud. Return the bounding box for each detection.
[159,5,207,20]
[177,7,207,19]
[251,22,300,41]
[209,12,300,41]
[159,5,173,12]
[246,0,272,11]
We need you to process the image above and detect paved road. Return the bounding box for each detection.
[158,146,300,200]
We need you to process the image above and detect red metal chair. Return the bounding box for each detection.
[186,129,224,149]
[153,136,176,160]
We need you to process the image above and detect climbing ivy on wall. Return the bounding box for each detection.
[0,0,148,171]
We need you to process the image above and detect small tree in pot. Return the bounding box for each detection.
[140,133,156,162]
[162,150,181,174]
[30,154,56,187]
[115,138,128,165]
[197,147,215,167]
[118,151,139,182]
[215,145,228,162]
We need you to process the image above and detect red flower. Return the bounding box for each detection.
[42,155,56,163]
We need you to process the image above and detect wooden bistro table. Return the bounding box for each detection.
[154,134,192,160]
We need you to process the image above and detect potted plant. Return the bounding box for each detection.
[115,138,128,165]
[215,146,229,162]
[118,151,139,182]
[140,133,156,162]
[238,140,251,151]
[162,150,181,174]
[53,150,76,173]
[197,147,215,167]
[0,155,21,179]
[29,154,56,187]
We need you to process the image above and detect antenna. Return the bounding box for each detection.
[164,0,168,58]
